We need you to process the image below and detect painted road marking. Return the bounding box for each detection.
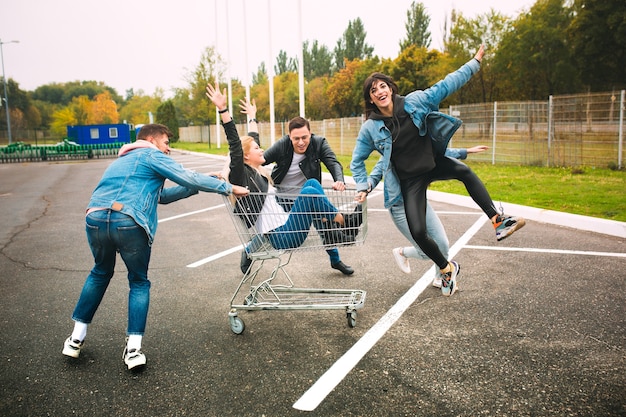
[292,214,489,411]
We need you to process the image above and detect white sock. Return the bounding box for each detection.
[70,321,88,342]
[126,334,143,351]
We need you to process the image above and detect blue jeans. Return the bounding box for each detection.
[275,181,341,264]
[72,209,151,336]
[389,202,449,261]
[266,179,339,250]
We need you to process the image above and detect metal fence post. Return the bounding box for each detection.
[492,101,497,165]
[548,95,553,167]
[619,90,624,169]
[340,117,344,155]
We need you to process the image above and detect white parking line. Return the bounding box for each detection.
[187,244,243,268]
[464,245,626,258]
[292,214,489,411]
[158,204,225,223]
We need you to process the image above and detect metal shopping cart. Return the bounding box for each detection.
[222,187,368,334]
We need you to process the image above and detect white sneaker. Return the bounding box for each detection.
[123,347,146,370]
[432,274,442,288]
[62,337,84,358]
[392,248,411,274]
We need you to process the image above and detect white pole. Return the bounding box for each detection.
[214,0,221,149]
[267,0,276,144]
[243,0,251,130]
[226,0,233,127]
[297,0,305,117]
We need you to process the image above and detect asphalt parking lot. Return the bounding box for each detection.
[0,151,624,417]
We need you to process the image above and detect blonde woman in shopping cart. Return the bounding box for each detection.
[206,82,363,273]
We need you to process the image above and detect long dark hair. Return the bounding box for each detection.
[362,72,399,119]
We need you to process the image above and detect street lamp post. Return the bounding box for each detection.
[1,39,19,145]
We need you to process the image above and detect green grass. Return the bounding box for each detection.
[173,143,626,222]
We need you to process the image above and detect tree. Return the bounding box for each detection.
[272,72,300,121]
[0,79,41,131]
[400,1,432,51]
[252,62,268,86]
[88,91,119,124]
[303,40,334,79]
[156,100,179,141]
[305,77,334,120]
[181,46,226,126]
[69,96,92,125]
[493,0,579,100]
[31,83,66,105]
[119,93,163,126]
[379,46,443,97]
[274,50,297,75]
[31,80,122,106]
[326,58,379,117]
[446,9,512,103]
[334,18,374,70]
[568,0,626,91]
[50,107,78,136]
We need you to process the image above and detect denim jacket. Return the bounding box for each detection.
[350,58,480,208]
[87,144,233,245]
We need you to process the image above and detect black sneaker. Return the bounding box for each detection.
[342,204,363,238]
[321,228,356,245]
[240,250,252,274]
[331,261,354,275]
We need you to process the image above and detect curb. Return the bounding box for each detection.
[177,150,626,239]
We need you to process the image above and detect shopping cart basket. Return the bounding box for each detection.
[222,187,367,334]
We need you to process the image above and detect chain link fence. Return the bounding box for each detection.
[183,90,623,169]
[4,91,623,168]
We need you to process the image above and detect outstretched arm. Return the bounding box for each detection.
[240,97,258,131]
[205,81,232,124]
[474,44,485,63]
[206,82,248,186]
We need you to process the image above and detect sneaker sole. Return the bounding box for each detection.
[497,218,526,241]
[62,347,81,358]
[62,338,83,358]
[125,357,146,370]
[123,348,147,370]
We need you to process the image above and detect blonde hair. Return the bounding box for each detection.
[240,135,273,185]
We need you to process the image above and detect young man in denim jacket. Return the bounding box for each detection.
[62,123,248,369]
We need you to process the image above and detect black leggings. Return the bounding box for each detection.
[400,156,498,269]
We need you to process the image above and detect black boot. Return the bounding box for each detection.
[341,204,363,238]
[320,223,356,245]
[240,250,252,274]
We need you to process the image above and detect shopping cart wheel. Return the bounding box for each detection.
[347,310,357,328]
[229,310,245,335]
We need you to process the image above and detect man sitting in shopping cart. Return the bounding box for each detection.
[206,82,363,274]
[240,107,355,276]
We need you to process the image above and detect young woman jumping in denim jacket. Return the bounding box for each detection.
[350,45,525,296]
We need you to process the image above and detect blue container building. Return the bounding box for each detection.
[66,124,134,145]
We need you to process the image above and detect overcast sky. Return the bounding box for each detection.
[1,0,534,98]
